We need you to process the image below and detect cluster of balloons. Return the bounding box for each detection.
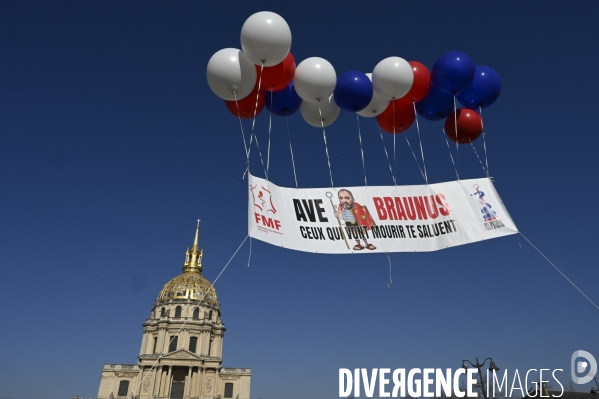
[417,52,501,144]
[206,11,296,119]
[206,12,502,145]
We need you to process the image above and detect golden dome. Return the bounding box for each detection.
[157,272,218,305]
[156,220,219,306]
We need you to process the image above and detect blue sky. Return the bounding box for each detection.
[1,1,598,399]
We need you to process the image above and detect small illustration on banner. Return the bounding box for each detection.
[471,184,505,230]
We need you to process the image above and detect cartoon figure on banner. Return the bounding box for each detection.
[471,184,496,222]
[333,189,377,251]
[250,185,277,214]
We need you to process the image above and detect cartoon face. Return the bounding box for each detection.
[338,190,354,210]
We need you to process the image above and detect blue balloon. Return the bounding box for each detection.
[431,51,476,95]
[415,83,455,121]
[333,71,373,112]
[457,66,501,109]
[265,83,302,116]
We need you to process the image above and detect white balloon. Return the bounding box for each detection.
[206,48,257,101]
[372,57,414,100]
[357,73,390,117]
[294,57,336,103]
[300,95,340,128]
[241,11,292,67]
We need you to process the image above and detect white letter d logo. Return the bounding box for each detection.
[571,350,597,384]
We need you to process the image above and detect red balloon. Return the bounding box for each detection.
[224,83,265,119]
[257,52,296,92]
[376,100,415,134]
[398,61,431,105]
[444,108,483,144]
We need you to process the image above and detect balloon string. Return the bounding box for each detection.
[376,119,396,186]
[247,66,264,162]
[442,128,459,181]
[480,106,490,177]
[518,234,522,249]
[453,95,459,180]
[266,90,272,180]
[247,236,252,267]
[251,128,268,179]
[234,93,251,180]
[519,231,599,312]
[285,115,299,189]
[248,64,267,179]
[403,133,427,184]
[392,100,397,183]
[468,138,489,178]
[319,106,334,188]
[233,93,249,160]
[386,251,393,289]
[413,101,428,185]
[356,114,368,187]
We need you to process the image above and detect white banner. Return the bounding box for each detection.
[248,174,517,254]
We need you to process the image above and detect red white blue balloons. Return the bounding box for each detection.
[225,83,265,119]
[294,57,337,103]
[207,12,502,133]
[265,83,302,116]
[356,73,389,118]
[372,57,414,101]
[333,71,373,112]
[376,101,415,134]
[457,66,502,109]
[415,83,455,121]
[300,95,340,127]
[431,51,476,95]
[398,61,430,104]
[240,12,292,67]
[260,52,296,92]
[444,108,483,144]
[206,48,257,101]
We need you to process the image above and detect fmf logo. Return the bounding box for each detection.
[250,185,277,214]
[250,184,281,231]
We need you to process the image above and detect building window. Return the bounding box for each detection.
[208,338,212,356]
[224,383,234,398]
[175,306,182,319]
[152,337,157,354]
[160,307,165,317]
[208,310,213,320]
[189,337,197,353]
[193,308,199,320]
[171,372,185,399]
[168,336,178,352]
[117,380,129,397]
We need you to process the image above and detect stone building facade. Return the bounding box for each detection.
[96,223,251,399]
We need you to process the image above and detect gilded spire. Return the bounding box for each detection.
[182,219,203,273]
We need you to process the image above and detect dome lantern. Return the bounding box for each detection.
[183,219,203,274]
